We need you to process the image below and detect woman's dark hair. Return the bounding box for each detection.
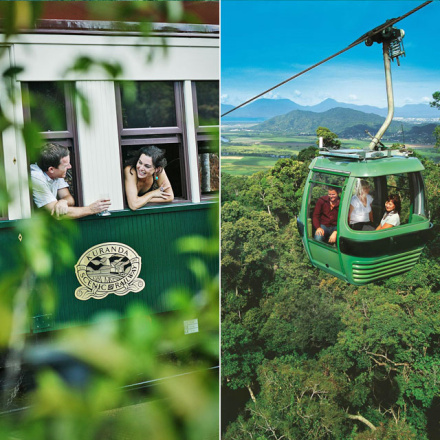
[125,146,167,171]
[386,193,401,214]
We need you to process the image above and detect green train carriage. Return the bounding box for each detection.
[0,18,219,335]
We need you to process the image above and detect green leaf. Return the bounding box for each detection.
[72,56,94,73]
[22,121,43,161]
[75,89,91,125]
[100,61,123,79]
[2,66,24,78]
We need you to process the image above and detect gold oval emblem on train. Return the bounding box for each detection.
[74,242,145,301]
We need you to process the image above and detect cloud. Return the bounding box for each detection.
[266,91,283,99]
[422,96,431,103]
[348,94,358,101]
[221,94,229,103]
[294,90,302,97]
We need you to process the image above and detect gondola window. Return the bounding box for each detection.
[307,172,346,244]
[348,177,377,230]
[386,173,411,225]
[348,173,427,230]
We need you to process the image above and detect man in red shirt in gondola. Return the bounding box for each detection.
[312,187,340,244]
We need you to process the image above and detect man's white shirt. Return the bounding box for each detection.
[30,163,69,208]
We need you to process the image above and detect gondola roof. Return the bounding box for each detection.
[310,153,425,178]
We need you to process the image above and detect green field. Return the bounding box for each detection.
[222,133,315,157]
[222,131,371,146]
[221,133,375,175]
[222,133,316,145]
[415,147,440,162]
[222,150,440,176]
[222,143,302,156]
[221,132,373,157]
[221,156,279,176]
[221,131,440,175]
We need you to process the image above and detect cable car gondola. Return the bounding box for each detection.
[297,26,433,285]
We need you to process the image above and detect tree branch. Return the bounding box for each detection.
[366,351,409,368]
[347,413,376,431]
[247,384,257,403]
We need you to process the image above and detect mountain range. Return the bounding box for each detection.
[222,98,439,121]
[250,107,437,144]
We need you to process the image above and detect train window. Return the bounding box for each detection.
[120,138,185,200]
[193,81,219,196]
[120,82,177,129]
[198,141,219,194]
[0,137,7,220]
[195,81,219,127]
[117,82,187,203]
[22,82,82,206]
[26,82,68,132]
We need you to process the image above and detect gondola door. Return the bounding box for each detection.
[303,169,349,281]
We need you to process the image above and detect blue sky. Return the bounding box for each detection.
[221,1,439,108]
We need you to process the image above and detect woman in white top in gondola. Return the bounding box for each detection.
[348,179,374,231]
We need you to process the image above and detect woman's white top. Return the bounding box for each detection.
[349,194,373,224]
[380,211,400,227]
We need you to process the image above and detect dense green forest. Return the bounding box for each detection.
[221,153,440,439]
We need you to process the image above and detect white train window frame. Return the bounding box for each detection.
[21,81,83,207]
[115,81,191,204]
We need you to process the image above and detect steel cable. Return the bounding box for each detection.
[221,1,432,118]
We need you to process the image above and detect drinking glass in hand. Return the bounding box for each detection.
[98,193,111,216]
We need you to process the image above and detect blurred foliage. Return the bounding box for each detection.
[0,2,42,38]
[222,152,440,438]
[0,1,219,439]
[434,126,440,149]
[430,91,440,110]
[1,293,219,439]
[430,92,440,148]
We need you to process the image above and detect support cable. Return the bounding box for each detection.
[221,1,432,118]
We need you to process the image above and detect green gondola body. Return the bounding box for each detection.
[0,202,217,334]
[297,152,433,285]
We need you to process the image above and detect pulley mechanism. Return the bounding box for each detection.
[365,22,405,66]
